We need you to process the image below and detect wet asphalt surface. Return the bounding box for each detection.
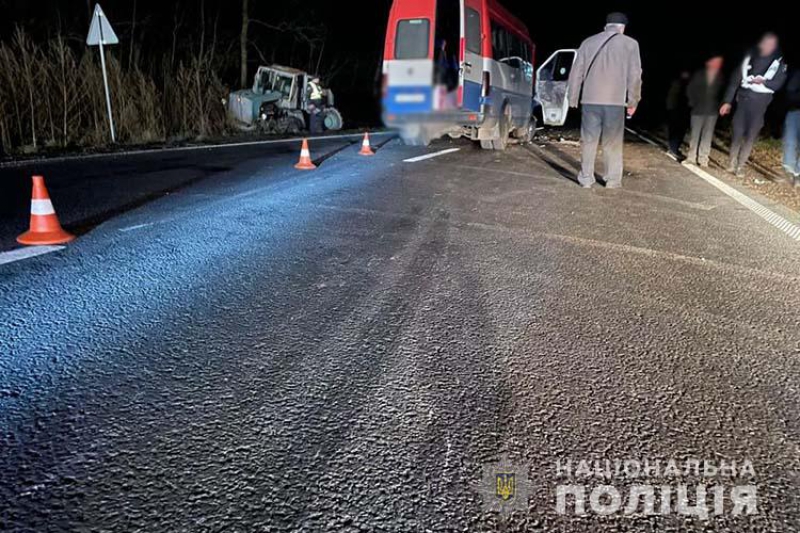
[2,133,800,532]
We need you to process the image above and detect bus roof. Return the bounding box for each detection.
[388,0,436,22]
[487,0,532,44]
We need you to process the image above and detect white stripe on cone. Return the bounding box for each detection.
[301,149,310,157]
[31,199,55,216]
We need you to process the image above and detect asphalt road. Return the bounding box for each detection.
[2,133,800,532]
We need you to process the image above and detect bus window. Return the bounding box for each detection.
[465,8,481,54]
[491,24,508,61]
[395,19,430,60]
[492,22,529,70]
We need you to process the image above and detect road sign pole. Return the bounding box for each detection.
[98,39,116,143]
[87,4,119,144]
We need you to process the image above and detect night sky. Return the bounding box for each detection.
[1,0,797,124]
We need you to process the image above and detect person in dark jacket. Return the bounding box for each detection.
[720,32,788,176]
[685,55,725,167]
[666,70,691,160]
[783,68,800,184]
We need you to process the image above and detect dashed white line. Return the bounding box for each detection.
[0,245,65,266]
[403,148,461,163]
[119,223,155,233]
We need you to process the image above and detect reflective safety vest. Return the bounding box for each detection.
[741,55,783,94]
[308,81,323,100]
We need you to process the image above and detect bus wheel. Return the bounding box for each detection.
[514,117,536,144]
[491,106,512,151]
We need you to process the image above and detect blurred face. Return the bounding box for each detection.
[759,35,778,56]
[706,57,724,71]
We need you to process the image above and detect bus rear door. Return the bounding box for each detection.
[384,0,437,116]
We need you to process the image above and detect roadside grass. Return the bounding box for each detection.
[750,137,785,174]
[0,29,232,155]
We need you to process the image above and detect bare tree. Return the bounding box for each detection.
[199,0,206,59]
[14,30,38,148]
[250,18,326,73]
[240,0,249,88]
[129,0,137,68]
[170,2,183,68]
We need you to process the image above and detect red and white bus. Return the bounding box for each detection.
[382,0,536,149]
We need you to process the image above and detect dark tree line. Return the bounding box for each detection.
[0,0,391,153]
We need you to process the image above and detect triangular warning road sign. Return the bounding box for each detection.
[87,4,119,46]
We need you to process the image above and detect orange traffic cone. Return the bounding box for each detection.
[17,175,75,246]
[294,139,317,170]
[359,132,375,156]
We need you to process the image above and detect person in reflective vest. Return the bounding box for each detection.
[307,77,325,134]
[720,33,788,176]
[308,77,324,103]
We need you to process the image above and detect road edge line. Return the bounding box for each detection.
[0,245,66,266]
[0,132,396,169]
[626,126,800,242]
[625,126,661,148]
[682,163,800,241]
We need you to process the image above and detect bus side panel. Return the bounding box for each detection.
[485,1,535,130]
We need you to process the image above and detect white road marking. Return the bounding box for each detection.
[119,222,155,232]
[403,148,461,163]
[625,127,660,147]
[0,132,395,169]
[627,126,800,241]
[0,245,65,266]
[682,163,800,241]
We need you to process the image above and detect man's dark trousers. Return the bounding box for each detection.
[730,93,771,170]
[579,104,626,187]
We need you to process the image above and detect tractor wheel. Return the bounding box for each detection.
[322,108,344,131]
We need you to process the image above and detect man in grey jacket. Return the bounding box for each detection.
[567,12,643,188]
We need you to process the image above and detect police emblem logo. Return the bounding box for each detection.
[496,472,515,501]
[473,455,532,516]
